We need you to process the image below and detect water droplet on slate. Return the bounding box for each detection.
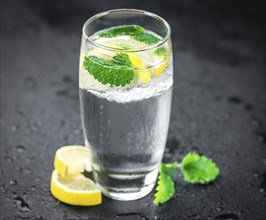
[253,172,259,178]
[11,125,19,131]
[254,131,266,144]
[215,213,239,220]
[16,166,24,173]
[250,115,262,127]
[4,155,13,162]
[227,96,243,104]
[216,207,224,211]
[10,180,17,185]
[248,183,254,188]
[244,103,253,111]
[16,145,26,152]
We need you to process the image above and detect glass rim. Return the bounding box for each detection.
[82,9,171,52]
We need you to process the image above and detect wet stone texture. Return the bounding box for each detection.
[1,1,265,220]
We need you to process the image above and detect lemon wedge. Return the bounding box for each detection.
[54,145,92,177]
[50,170,101,206]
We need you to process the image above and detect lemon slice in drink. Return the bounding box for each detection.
[51,170,102,206]
[54,145,92,177]
[134,49,170,77]
[127,53,151,83]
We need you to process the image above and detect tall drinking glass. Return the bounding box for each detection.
[79,9,173,201]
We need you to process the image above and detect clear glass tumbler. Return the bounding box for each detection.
[79,9,173,201]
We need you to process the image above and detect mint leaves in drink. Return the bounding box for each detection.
[98,25,167,56]
[98,25,145,38]
[153,153,220,205]
[83,25,170,87]
[83,53,134,86]
[98,25,161,45]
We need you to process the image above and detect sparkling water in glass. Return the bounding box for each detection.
[79,9,173,201]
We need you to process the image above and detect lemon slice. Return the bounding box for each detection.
[127,53,151,83]
[54,145,92,177]
[51,170,101,206]
[154,56,170,77]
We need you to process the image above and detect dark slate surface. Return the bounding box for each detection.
[1,1,265,219]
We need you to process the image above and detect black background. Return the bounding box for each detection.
[1,0,265,219]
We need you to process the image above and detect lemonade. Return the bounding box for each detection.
[79,10,173,200]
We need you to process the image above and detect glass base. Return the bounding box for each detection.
[95,168,159,201]
[97,182,155,201]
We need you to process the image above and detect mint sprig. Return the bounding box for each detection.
[153,153,219,205]
[83,53,134,86]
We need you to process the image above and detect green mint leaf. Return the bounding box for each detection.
[132,32,160,45]
[181,153,220,184]
[98,25,162,46]
[153,163,177,204]
[112,53,132,66]
[98,25,145,38]
[83,53,134,86]
[155,47,167,56]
